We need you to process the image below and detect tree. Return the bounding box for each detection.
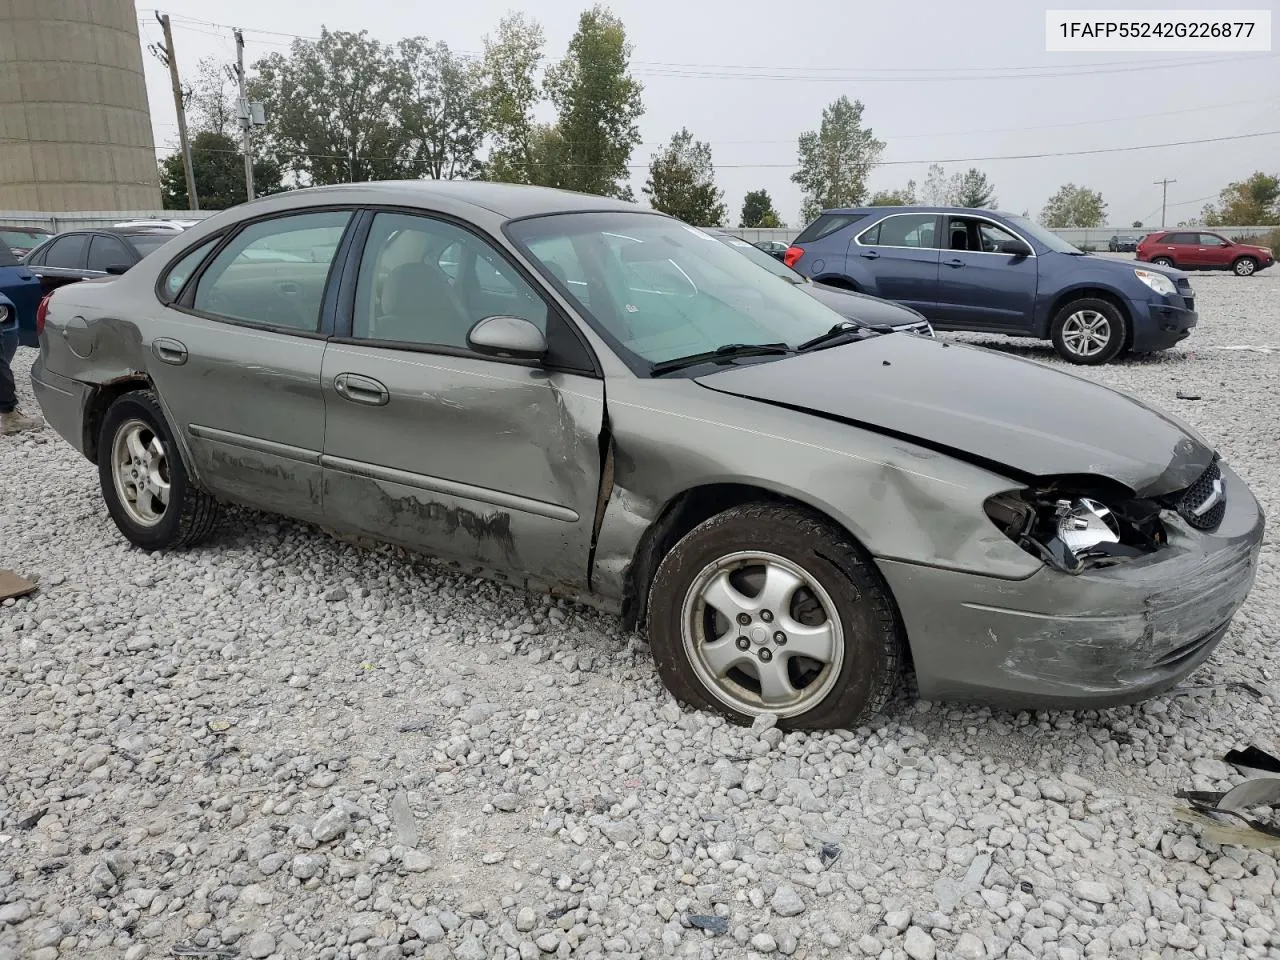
[740,189,783,228]
[479,13,545,184]
[920,164,949,205]
[1200,171,1280,226]
[1131,220,1143,228]
[642,128,726,225]
[951,168,997,208]
[791,96,883,223]
[250,29,411,185]
[1040,183,1107,228]
[540,5,644,198]
[396,39,485,180]
[160,131,284,210]
[186,56,238,137]
[869,180,917,206]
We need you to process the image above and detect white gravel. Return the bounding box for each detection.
[2,267,1279,960]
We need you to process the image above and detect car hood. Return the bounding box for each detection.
[694,335,1213,496]
[1071,252,1188,281]
[799,283,926,328]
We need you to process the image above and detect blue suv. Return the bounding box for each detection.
[0,238,43,348]
[784,207,1197,364]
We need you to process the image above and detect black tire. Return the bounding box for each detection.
[1232,257,1258,277]
[1050,297,1128,365]
[646,503,904,730]
[1151,256,1175,268]
[97,389,220,550]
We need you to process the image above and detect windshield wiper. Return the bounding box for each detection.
[650,342,792,376]
[796,322,883,353]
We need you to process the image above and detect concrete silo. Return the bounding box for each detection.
[0,0,163,210]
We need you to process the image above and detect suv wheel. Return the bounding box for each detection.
[1050,298,1127,365]
[1233,257,1258,277]
[98,390,220,550]
[1152,256,1175,268]
[646,503,904,730]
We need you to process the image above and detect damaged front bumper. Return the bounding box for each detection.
[879,460,1265,709]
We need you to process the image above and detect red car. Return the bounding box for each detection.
[1136,229,1274,277]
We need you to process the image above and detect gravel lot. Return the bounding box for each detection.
[2,265,1278,960]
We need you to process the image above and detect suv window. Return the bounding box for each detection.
[193,211,352,332]
[87,235,133,273]
[794,213,868,245]
[353,211,547,349]
[945,216,1020,253]
[1198,233,1228,247]
[859,214,937,249]
[43,234,89,270]
[161,235,222,300]
[1164,232,1197,245]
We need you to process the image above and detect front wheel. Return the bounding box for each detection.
[97,389,220,550]
[1233,257,1258,277]
[646,503,904,730]
[1050,298,1127,365]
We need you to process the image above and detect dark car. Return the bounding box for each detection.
[709,230,933,337]
[1108,235,1139,253]
[22,227,181,298]
[0,238,43,348]
[0,225,55,259]
[1136,230,1274,277]
[753,239,790,260]
[784,206,1198,365]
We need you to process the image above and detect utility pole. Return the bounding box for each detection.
[1153,177,1176,228]
[234,29,255,202]
[155,13,199,211]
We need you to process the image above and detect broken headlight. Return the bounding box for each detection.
[985,482,1167,574]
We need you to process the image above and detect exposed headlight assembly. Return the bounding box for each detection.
[985,481,1167,574]
[1134,268,1177,296]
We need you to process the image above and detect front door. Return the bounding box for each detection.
[27,233,90,295]
[932,215,1039,331]
[320,210,604,589]
[847,213,941,314]
[1196,233,1232,268]
[144,209,357,523]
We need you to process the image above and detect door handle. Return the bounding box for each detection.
[152,338,188,365]
[859,250,879,260]
[944,258,965,268]
[334,373,389,406]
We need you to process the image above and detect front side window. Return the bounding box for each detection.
[193,211,352,332]
[508,212,848,369]
[353,212,547,348]
[859,214,937,249]
[43,234,88,270]
[87,235,133,272]
[1198,233,1227,247]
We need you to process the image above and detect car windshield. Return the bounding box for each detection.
[1004,215,1082,254]
[712,234,805,283]
[507,212,843,370]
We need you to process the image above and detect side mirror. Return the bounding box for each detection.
[467,316,548,361]
[104,264,130,275]
[1000,239,1032,258]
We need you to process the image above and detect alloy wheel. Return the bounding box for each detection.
[1060,310,1112,359]
[111,419,171,526]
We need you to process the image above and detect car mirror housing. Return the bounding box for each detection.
[466,315,548,361]
[104,264,130,275]
[1001,239,1032,258]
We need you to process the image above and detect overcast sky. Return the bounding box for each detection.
[136,0,1280,228]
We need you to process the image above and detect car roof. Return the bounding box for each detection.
[240,180,645,221]
[818,205,1019,218]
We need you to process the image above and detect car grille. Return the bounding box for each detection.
[902,320,934,338]
[1176,459,1226,531]
[1176,278,1195,311]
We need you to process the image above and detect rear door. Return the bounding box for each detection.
[319,209,604,588]
[932,215,1038,331]
[848,213,941,314]
[1158,231,1198,266]
[145,208,358,522]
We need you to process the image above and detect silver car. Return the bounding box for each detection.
[31,182,1265,729]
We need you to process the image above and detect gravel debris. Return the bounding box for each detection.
[2,269,1279,959]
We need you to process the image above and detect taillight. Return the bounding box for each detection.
[35,293,52,337]
[783,245,804,269]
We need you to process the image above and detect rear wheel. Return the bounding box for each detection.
[1152,256,1175,268]
[1233,257,1258,277]
[646,503,904,730]
[1050,298,1127,365]
[98,390,220,550]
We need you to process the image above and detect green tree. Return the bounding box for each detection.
[540,5,644,198]
[1040,183,1107,228]
[869,180,917,206]
[952,168,997,208]
[1131,220,1143,228]
[1200,171,1280,226]
[479,13,545,184]
[920,164,949,205]
[792,96,883,223]
[740,189,783,228]
[186,56,237,137]
[396,38,485,180]
[160,131,284,210]
[642,128,726,225]
[250,29,410,185]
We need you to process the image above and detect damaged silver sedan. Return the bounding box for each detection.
[30,183,1265,729]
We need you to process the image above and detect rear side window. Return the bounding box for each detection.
[793,213,867,245]
[859,214,938,249]
[1165,233,1196,244]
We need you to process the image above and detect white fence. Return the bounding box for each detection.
[2,210,1272,249]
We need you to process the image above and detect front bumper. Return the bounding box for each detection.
[1129,296,1197,352]
[30,353,92,457]
[880,461,1265,709]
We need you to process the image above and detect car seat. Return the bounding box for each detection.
[376,261,474,346]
